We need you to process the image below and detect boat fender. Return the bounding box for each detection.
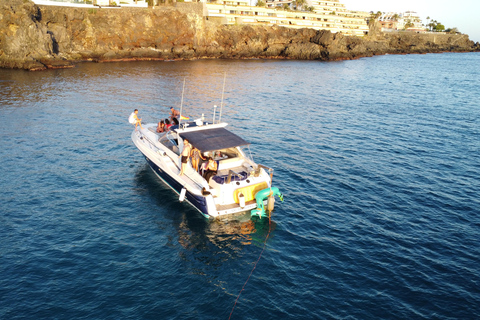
[202,187,211,196]
[267,195,275,212]
[179,188,187,202]
[238,192,245,208]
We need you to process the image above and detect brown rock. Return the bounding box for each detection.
[0,0,478,70]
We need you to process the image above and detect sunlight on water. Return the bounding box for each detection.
[1,53,479,319]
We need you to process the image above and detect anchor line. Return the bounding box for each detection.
[228,214,272,320]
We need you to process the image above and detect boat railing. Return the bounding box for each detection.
[137,130,162,153]
[256,164,274,184]
[226,169,244,184]
[137,130,206,191]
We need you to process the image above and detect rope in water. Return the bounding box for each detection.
[228,214,272,320]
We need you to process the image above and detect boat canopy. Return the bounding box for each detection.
[179,127,250,153]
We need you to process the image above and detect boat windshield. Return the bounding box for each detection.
[238,145,254,162]
[160,132,179,154]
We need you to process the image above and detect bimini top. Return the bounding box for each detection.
[179,127,249,153]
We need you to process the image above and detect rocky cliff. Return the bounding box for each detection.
[1,0,479,71]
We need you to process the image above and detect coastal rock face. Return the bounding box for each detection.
[0,0,56,70]
[1,0,478,70]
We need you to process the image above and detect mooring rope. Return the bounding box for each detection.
[228,214,272,320]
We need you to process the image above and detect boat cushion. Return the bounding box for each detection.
[233,182,269,203]
[212,171,248,184]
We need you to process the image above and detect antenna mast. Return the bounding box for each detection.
[212,105,217,124]
[179,77,186,128]
[219,72,226,123]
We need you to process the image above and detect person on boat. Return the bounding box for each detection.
[172,117,179,126]
[156,120,165,133]
[190,147,206,173]
[214,150,225,159]
[179,139,192,176]
[170,107,180,121]
[203,157,218,183]
[165,119,172,130]
[128,109,143,130]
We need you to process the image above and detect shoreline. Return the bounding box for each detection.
[1,0,479,71]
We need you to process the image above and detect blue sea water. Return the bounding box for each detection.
[0,53,479,319]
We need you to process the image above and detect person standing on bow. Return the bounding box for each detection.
[179,139,192,176]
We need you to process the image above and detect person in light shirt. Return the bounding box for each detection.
[128,109,143,130]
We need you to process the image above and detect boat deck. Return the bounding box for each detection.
[215,200,256,211]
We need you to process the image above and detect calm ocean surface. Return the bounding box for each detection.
[1,53,479,319]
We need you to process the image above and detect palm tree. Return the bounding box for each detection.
[404,19,413,30]
[294,0,306,11]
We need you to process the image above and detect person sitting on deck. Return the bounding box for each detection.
[165,119,172,130]
[156,120,165,133]
[128,109,143,131]
[203,157,218,183]
[172,117,179,126]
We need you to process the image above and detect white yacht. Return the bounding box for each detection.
[131,118,283,218]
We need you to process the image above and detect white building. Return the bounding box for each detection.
[378,11,425,32]
[32,0,369,36]
[207,0,369,36]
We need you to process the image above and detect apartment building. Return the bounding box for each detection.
[378,11,425,32]
[206,0,369,36]
[31,0,369,36]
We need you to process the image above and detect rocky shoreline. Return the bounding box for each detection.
[1,0,479,71]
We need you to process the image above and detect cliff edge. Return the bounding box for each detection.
[1,0,479,71]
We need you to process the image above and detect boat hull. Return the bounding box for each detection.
[144,156,210,217]
[131,123,276,219]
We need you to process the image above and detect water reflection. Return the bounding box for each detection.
[133,164,277,266]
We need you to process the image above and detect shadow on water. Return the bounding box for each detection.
[132,163,277,268]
